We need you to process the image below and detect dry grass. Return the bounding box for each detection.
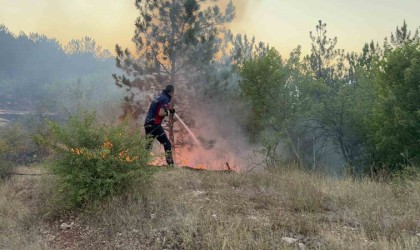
[1,165,420,249]
[72,167,420,249]
[0,166,49,249]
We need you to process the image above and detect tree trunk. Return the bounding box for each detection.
[168,0,177,155]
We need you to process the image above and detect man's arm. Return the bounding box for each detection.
[158,108,167,117]
[158,101,173,117]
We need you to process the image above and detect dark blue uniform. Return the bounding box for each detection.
[144,90,174,165]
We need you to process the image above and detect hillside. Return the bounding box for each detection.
[1,165,419,249]
[1,1,419,249]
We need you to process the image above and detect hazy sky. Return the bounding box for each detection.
[1,0,419,57]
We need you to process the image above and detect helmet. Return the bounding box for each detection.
[164,84,175,93]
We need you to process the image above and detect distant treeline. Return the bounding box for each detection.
[0,25,117,112]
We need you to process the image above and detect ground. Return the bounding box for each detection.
[1,165,420,249]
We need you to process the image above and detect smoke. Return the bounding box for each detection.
[217,0,262,22]
[168,88,260,172]
[0,25,125,125]
[218,0,263,31]
[175,1,266,171]
[147,83,258,171]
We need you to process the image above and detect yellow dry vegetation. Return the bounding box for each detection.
[1,165,419,249]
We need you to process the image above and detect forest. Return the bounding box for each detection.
[0,1,419,248]
[1,7,418,176]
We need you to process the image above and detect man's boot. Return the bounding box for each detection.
[165,150,175,166]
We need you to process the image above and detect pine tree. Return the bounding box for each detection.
[307,20,345,85]
[389,20,419,48]
[113,0,235,149]
[304,20,367,167]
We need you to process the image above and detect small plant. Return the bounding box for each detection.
[47,112,152,208]
[390,165,419,198]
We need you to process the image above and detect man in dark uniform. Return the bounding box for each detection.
[144,84,175,165]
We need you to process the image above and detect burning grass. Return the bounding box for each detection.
[1,164,420,249]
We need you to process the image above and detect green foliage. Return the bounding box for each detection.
[47,112,152,208]
[257,130,285,168]
[113,0,236,150]
[303,20,370,167]
[239,48,307,166]
[390,166,419,198]
[239,48,289,136]
[307,20,345,82]
[237,20,419,175]
[388,20,419,49]
[228,33,270,68]
[114,0,235,119]
[368,42,420,170]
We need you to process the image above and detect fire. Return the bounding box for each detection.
[67,139,138,163]
[102,140,113,149]
[146,146,242,172]
[179,157,189,167]
[172,148,237,171]
[191,164,208,170]
[147,111,242,172]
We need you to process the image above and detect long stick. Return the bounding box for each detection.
[174,113,201,146]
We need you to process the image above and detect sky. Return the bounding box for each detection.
[1,0,419,57]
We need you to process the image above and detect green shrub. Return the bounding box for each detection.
[47,112,152,208]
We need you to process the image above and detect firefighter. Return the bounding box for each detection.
[144,84,175,165]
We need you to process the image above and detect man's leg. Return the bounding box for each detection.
[144,125,154,150]
[153,126,174,165]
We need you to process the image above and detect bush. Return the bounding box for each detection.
[47,112,152,208]
[368,42,420,171]
[0,123,37,178]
